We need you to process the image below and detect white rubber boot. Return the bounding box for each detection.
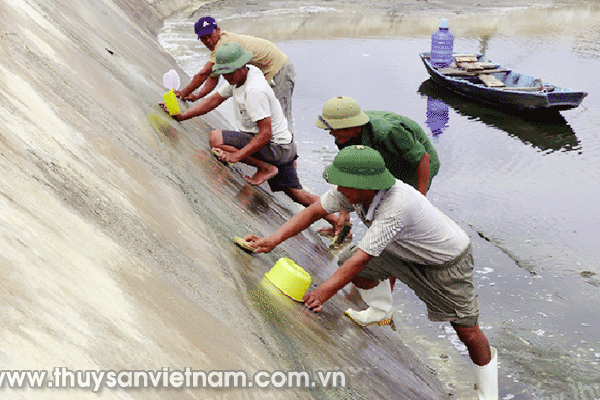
[474,346,498,400]
[345,279,394,327]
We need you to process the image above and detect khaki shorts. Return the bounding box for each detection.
[338,244,479,327]
[270,59,296,134]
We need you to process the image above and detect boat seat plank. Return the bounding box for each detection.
[479,62,500,69]
[454,56,478,62]
[437,67,509,76]
[457,62,484,71]
[478,74,506,87]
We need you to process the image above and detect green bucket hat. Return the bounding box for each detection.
[212,42,253,75]
[315,96,370,130]
[323,145,395,190]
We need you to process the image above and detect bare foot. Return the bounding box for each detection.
[244,166,278,185]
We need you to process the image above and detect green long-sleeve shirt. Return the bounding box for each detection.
[336,111,440,190]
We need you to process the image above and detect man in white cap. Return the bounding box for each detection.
[177,16,296,134]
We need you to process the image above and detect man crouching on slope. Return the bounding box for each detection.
[169,41,342,232]
[245,145,498,400]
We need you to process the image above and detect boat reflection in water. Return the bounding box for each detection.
[418,79,580,153]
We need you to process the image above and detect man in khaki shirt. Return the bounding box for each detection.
[177,17,296,133]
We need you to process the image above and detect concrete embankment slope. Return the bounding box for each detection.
[0,0,449,398]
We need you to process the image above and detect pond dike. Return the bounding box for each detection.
[0,0,456,398]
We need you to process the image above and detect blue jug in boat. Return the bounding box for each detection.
[430,19,454,68]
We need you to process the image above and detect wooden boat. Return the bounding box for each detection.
[419,52,588,112]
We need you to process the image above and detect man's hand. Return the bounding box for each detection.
[335,211,351,235]
[317,210,351,237]
[186,93,202,102]
[303,290,325,312]
[158,103,183,121]
[217,149,242,164]
[303,249,373,314]
[175,90,201,102]
[244,234,277,254]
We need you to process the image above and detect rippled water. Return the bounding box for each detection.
[160,3,600,398]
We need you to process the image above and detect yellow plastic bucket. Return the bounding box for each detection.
[163,89,180,116]
[265,258,311,302]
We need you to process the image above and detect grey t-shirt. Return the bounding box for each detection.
[320,180,469,265]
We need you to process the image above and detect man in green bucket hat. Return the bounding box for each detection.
[315,96,441,327]
[245,145,498,400]
[316,96,440,196]
[170,42,341,228]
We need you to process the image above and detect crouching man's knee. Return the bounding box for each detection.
[209,129,223,148]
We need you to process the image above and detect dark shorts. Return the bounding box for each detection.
[222,130,302,192]
[338,244,479,327]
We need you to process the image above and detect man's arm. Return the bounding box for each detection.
[174,91,225,121]
[379,116,431,195]
[220,117,272,163]
[188,75,219,101]
[416,152,430,196]
[176,61,215,100]
[245,200,330,253]
[303,248,374,311]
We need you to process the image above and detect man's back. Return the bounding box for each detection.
[217,65,291,144]
[322,180,467,264]
[210,31,287,81]
[345,111,440,190]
